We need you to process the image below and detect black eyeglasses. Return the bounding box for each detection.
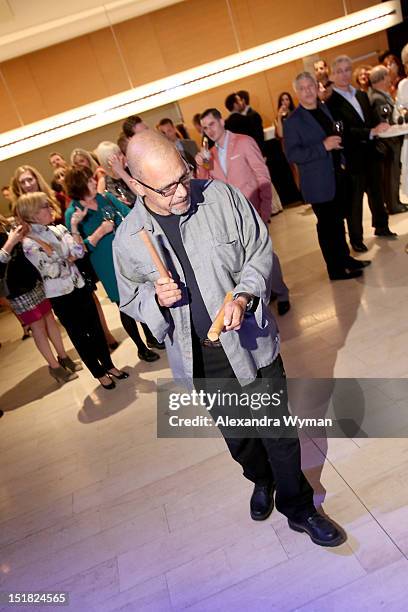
[135,162,194,198]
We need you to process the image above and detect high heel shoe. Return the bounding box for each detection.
[49,366,78,383]
[58,355,83,372]
[99,375,116,390]
[107,369,129,380]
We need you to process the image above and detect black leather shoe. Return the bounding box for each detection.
[288,512,345,547]
[346,257,371,270]
[329,269,363,281]
[147,339,166,350]
[138,348,160,362]
[107,369,129,380]
[374,227,398,238]
[351,242,368,253]
[388,206,407,214]
[250,483,275,521]
[277,300,291,316]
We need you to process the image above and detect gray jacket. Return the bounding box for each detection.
[112,179,280,386]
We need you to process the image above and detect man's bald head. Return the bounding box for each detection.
[126,130,180,180]
[126,129,192,216]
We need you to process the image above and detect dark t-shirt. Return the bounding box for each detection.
[148,209,212,341]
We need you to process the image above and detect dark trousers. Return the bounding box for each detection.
[51,286,114,378]
[346,161,389,244]
[193,343,315,521]
[311,193,350,276]
[117,306,155,351]
[382,139,403,213]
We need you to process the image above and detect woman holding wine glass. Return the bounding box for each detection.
[14,192,124,390]
[64,166,163,362]
[275,92,296,139]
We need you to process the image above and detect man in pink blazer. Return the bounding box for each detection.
[196,108,272,223]
[196,108,290,314]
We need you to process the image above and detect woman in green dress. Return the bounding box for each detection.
[64,166,163,362]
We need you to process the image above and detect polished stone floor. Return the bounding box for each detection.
[1,198,408,611]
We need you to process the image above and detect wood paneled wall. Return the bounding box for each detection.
[0,0,389,211]
[0,0,388,130]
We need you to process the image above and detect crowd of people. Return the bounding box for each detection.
[1,44,408,544]
[1,46,408,392]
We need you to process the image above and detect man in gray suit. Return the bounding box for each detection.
[369,65,407,214]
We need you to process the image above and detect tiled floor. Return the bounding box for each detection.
[1,198,408,611]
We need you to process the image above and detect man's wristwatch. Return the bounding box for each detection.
[234,292,255,312]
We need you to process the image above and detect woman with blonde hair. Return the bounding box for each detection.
[15,191,125,390]
[70,148,105,193]
[0,218,80,384]
[10,165,63,223]
[95,141,135,205]
[353,65,372,93]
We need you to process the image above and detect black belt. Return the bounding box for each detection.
[200,338,222,348]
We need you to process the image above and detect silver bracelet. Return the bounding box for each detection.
[0,247,11,262]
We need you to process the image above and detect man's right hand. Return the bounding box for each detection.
[323,135,343,151]
[155,276,182,307]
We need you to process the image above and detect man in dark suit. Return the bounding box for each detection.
[224,93,254,141]
[236,90,265,152]
[369,64,407,215]
[284,72,371,280]
[326,55,396,253]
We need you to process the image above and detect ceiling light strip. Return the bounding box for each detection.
[0,0,401,161]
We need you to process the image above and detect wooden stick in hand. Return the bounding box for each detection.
[138,229,168,278]
[207,292,234,341]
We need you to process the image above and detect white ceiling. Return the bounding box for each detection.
[0,0,186,62]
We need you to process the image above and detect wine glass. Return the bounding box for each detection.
[116,186,130,205]
[380,104,391,123]
[333,120,344,137]
[102,208,116,233]
[396,104,408,125]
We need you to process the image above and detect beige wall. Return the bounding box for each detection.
[0,103,180,215]
[0,0,388,130]
[0,0,389,213]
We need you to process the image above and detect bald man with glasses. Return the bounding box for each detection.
[112,130,344,548]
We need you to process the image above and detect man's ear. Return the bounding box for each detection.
[128,177,143,197]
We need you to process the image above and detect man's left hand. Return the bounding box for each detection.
[223,296,248,332]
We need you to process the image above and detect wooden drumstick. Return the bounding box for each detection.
[138,229,169,278]
[207,292,234,341]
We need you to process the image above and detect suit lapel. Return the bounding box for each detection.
[333,90,364,124]
[355,90,370,124]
